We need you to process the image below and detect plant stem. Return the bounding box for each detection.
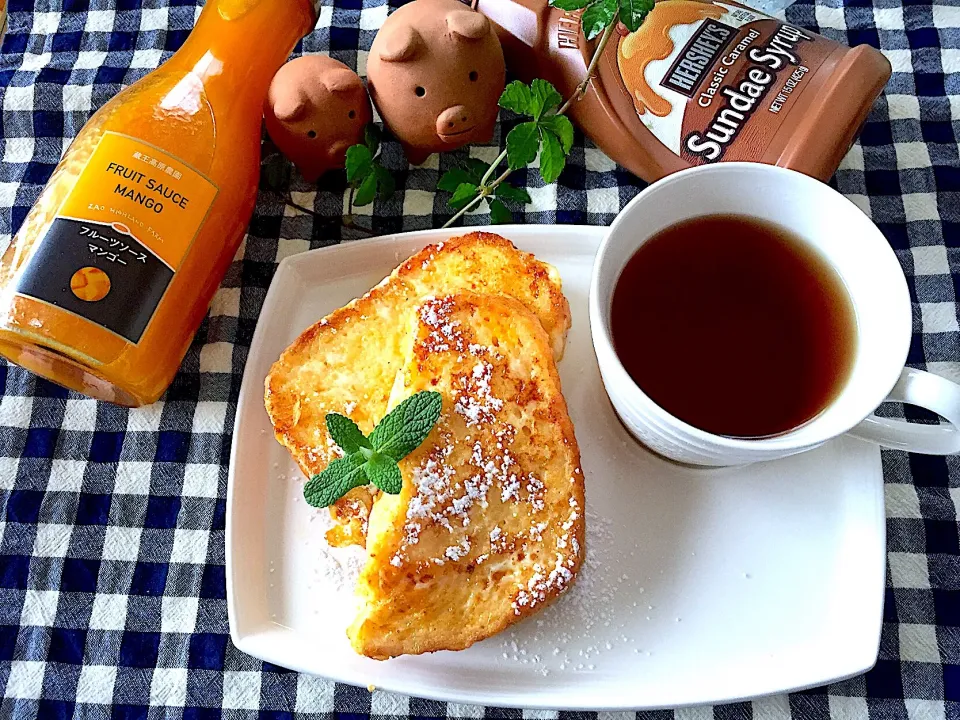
[441,168,513,229]
[286,196,320,217]
[558,21,617,116]
[443,18,618,228]
[480,149,509,187]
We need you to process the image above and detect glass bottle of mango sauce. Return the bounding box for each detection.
[0,0,317,406]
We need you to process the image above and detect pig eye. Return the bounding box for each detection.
[348,110,356,119]
[469,71,478,82]
[307,130,317,139]
[415,86,426,97]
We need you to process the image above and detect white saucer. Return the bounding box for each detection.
[226,225,884,710]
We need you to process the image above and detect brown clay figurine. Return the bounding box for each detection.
[367,0,506,165]
[265,55,373,182]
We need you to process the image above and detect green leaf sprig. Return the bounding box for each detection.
[437,158,532,225]
[345,124,396,215]
[437,0,653,228]
[303,390,442,508]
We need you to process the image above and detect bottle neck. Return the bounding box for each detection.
[171,0,316,116]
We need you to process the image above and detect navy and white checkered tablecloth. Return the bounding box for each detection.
[1,0,958,717]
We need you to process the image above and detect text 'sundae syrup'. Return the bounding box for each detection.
[475,0,891,182]
[0,0,319,405]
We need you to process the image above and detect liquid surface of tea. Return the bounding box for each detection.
[611,215,858,438]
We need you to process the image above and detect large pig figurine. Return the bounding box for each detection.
[367,0,506,165]
[265,55,373,182]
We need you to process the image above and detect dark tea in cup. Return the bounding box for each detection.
[610,214,858,438]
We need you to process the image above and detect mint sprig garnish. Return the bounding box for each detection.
[303,390,442,508]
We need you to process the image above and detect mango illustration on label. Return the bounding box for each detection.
[15,132,219,344]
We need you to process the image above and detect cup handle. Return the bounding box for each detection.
[847,367,960,455]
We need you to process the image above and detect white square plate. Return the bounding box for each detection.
[227,225,885,710]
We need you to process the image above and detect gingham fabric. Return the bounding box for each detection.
[0,0,958,717]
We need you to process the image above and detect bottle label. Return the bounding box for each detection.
[15,131,218,344]
[615,1,838,163]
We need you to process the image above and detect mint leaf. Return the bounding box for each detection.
[541,114,575,153]
[493,182,531,205]
[499,81,535,116]
[365,453,402,494]
[369,390,443,461]
[303,453,368,508]
[325,413,370,455]
[549,0,593,9]
[581,0,618,40]
[619,0,654,32]
[353,171,378,206]
[538,128,566,184]
[489,198,513,224]
[439,167,477,192]
[345,144,373,184]
[374,164,395,199]
[506,122,541,170]
[530,79,563,120]
[364,124,381,155]
[450,182,480,210]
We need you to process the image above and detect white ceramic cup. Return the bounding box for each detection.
[589,163,960,466]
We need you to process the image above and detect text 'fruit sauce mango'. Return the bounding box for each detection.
[0,0,318,406]
[475,0,891,182]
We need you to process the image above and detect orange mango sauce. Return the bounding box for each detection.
[0,0,315,405]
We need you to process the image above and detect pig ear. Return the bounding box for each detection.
[378,25,423,62]
[322,68,361,94]
[446,10,489,40]
[272,87,308,122]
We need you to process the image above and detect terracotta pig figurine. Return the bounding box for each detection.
[367,0,506,165]
[265,55,373,182]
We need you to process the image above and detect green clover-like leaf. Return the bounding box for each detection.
[374,164,395,200]
[438,167,478,192]
[548,0,593,9]
[353,171,378,206]
[538,128,566,184]
[493,182,532,205]
[506,121,541,170]
[540,114,575,154]
[581,0,618,40]
[499,80,536,116]
[345,144,373,185]
[619,0,655,32]
[449,182,480,210]
[364,124,382,155]
[489,198,513,224]
[530,79,563,120]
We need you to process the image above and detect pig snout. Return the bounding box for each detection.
[436,105,474,137]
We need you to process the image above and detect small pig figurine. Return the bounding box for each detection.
[367,0,506,165]
[265,55,373,182]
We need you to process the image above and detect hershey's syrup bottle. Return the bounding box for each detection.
[473,0,890,181]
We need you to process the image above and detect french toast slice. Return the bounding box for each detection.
[264,233,571,542]
[348,293,584,659]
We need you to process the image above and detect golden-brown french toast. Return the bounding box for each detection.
[348,293,584,659]
[264,233,571,537]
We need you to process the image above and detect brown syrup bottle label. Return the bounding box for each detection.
[615,1,838,163]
